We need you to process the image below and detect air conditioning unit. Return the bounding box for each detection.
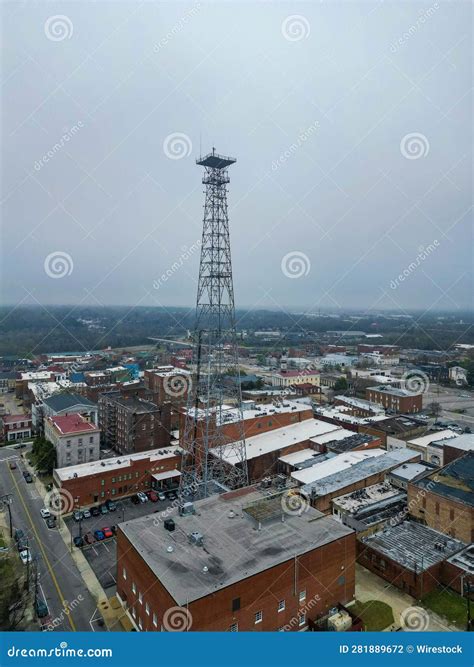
[189,531,203,547]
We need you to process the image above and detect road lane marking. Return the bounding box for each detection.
[7,465,76,631]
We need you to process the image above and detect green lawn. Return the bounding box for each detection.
[422,588,468,628]
[351,600,394,631]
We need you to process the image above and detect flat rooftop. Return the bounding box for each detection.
[389,462,434,482]
[55,446,183,481]
[210,418,341,465]
[408,430,457,448]
[119,486,353,605]
[367,385,421,397]
[292,449,385,486]
[314,405,388,426]
[186,399,310,427]
[333,482,404,513]
[49,414,98,435]
[102,393,160,413]
[334,396,384,413]
[360,521,466,571]
[300,448,419,497]
[147,366,191,377]
[442,433,474,452]
[446,544,474,575]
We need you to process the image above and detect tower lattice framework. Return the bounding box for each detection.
[180,149,248,497]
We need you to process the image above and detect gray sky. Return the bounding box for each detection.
[1,0,472,313]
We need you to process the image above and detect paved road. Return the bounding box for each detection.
[0,444,102,632]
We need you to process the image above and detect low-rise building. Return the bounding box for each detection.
[386,461,435,490]
[406,429,458,466]
[53,446,182,508]
[334,396,385,418]
[358,521,466,598]
[33,392,98,432]
[366,386,422,413]
[1,413,32,442]
[0,371,18,393]
[443,434,474,464]
[45,414,100,468]
[408,452,474,543]
[269,370,320,388]
[116,486,355,632]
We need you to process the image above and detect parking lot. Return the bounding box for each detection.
[64,495,175,595]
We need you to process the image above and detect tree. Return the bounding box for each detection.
[427,401,442,419]
[333,377,348,392]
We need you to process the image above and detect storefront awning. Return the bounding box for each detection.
[152,469,181,482]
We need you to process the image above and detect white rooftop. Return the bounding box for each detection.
[210,418,341,465]
[187,399,310,426]
[408,430,457,448]
[314,405,388,426]
[55,446,183,481]
[21,371,54,381]
[442,433,474,452]
[309,427,355,445]
[332,481,403,512]
[334,395,385,413]
[148,366,191,377]
[291,448,385,485]
[278,448,327,466]
[389,462,433,481]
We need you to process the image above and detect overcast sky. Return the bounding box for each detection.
[1,0,472,314]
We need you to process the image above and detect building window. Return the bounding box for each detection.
[153,613,157,627]
[299,613,306,627]
[138,619,143,631]
[132,582,136,594]
[89,436,94,443]
[278,599,285,612]
[232,597,240,612]
[112,488,116,495]
[138,592,142,605]
[122,567,127,580]
[101,491,105,498]
[101,479,105,486]
[112,477,116,483]
[229,622,238,632]
[145,602,149,615]
[299,590,306,603]
[254,611,263,624]
[131,607,136,619]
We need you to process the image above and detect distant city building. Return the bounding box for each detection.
[449,366,468,385]
[366,386,422,414]
[270,369,320,388]
[45,413,100,468]
[334,396,385,418]
[406,429,458,466]
[32,392,98,432]
[0,371,17,393]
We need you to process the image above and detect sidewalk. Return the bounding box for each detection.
[355,563,458,632]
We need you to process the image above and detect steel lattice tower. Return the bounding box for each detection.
[180,149,248,498]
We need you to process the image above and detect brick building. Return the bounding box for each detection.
[53,446,182,508]
[407,452,474,543]
[1,413,32,442]
[357,521,466,598]
[99,391,171,455]
[365,386,422,414]
[116,486,355,632]
[334,396,385,418]
[45,413,100,468]
[144,366,191,428]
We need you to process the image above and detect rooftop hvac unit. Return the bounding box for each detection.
[164,518,175,532]
[179,502,195,516]
[189,531,204,547]
[327,610,352,632]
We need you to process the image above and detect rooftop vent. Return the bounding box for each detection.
[166,545,174,553]
[189,532,204,547]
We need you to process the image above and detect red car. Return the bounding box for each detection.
[102,527,113,539]
[146,490,158,502]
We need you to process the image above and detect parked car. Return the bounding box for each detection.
[111,525,117,535]
[19,549,32,565]
[40,508,50,519]
[94,529,105,541]
[105,500,116,511]
[102,527,113,539]
[35,599,49,619]
[73,536,84,548]
[82,509,91,520]
[146,491,158,502]
[100,504,109,515]
[9,461,16,470]
[157,491,166,502]
[24,474,33,484]
[137,492,148,503]
[73,511,83,522]
[22,470,30,480]
[90,506,101,517]
[14,529,24,543]
[17,538,28,552]
[46,517,56,529]
[130,494,140,505]
[84,532,95,545]
[167,491,177,501]
[14,443,26,450]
